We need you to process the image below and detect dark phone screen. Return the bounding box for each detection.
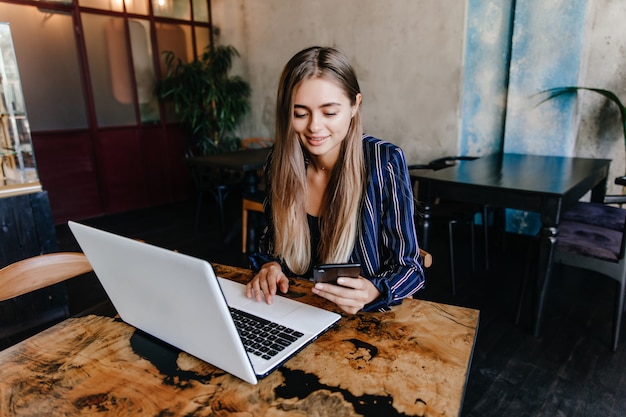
[313,263,361,284]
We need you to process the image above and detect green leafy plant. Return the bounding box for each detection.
[537,86,626,147]
[157,45,251,155]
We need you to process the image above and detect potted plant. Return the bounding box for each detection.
[157,45,251,155]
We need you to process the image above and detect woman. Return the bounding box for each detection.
[247,46,425,314]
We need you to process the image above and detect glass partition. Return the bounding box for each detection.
[195,26,211,56]
[129,18,159,123]
[192,0,209,22]
[0,4,88,131]
[82,14,138,127]
[155,22,192,123]
[0,23,41,196]
[152,0,190,20]
[79,0,149,14]
[79,0,125,12]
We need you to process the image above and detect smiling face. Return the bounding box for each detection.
[292,77,361,168]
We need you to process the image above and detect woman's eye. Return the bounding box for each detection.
[294,112,308,119]
[324,112,337,117]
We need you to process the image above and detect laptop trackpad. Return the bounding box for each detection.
[218,277,300,321]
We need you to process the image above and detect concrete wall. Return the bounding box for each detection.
[211,0,467,166]
[213,0,626,197]
[576,0,626,196]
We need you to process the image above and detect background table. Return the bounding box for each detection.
[186,147,270,194]
[185,148,270,233]
[412,152,611,336]
[0,264,479,417]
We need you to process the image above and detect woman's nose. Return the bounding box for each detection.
[308,112,322,132]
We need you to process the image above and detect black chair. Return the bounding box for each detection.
[409,156,489,295]
[517,177,626,351]
[188,162,243,232]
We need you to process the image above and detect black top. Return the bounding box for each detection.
[307,214,321,276]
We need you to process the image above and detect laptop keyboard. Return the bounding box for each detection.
[229,307,304,360]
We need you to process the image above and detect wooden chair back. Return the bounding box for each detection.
[240,137,274,149]
[0,252,93,302]
[420,249,433,269]
[242,195,265,253]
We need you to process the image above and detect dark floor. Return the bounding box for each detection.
[51,195,626,417]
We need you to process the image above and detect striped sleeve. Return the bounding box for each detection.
[353,136,425,311]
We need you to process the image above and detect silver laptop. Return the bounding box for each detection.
[68,221,340,385]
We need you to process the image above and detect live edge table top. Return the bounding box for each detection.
[0,264,479,417]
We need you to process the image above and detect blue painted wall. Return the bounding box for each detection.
[504,0,588,156]
[460,0,514,156]
[462,0,589,234]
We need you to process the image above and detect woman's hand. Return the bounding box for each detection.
[312,276,380,314]
[246,262,290,304]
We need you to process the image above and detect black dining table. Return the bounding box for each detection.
[186,147,271,194]
[184,147,271,238]
[412,152,611,337]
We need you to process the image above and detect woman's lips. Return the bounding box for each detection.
[307,135,328,145]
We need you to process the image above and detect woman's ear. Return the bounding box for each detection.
[352,93,363,117]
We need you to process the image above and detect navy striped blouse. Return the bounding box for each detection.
[249,135,425,311]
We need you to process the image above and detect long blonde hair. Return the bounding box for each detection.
[270,46,365,275]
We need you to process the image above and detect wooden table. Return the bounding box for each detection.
[0,264,479,417]
[412,152,610,337]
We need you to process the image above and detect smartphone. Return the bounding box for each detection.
[313,263,361,284]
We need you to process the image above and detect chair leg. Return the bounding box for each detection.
[613,280,626,351]
[242,205,249,253]
[516,240,537,325]
[482,206,490,270]
[217,190,226,226]
[470,219,476,273]
[212,186,228,233]
[448,221,456,296]
[533,255,556,338]
[194,191,203,231]
[447,218,476,296]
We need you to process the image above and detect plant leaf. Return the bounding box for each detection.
[155,45,252,154]
[537,86,626,148]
